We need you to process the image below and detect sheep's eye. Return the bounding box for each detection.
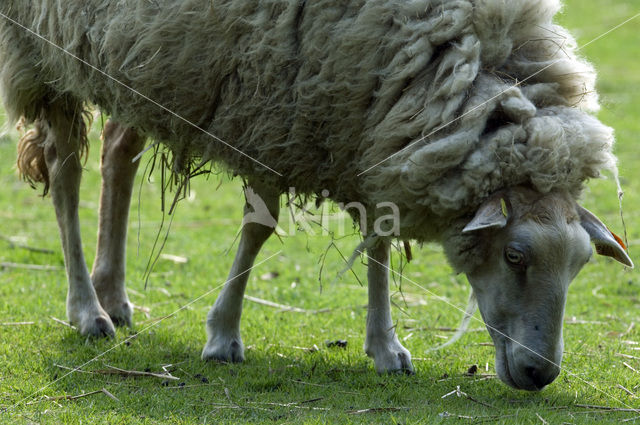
[505,247,526,266]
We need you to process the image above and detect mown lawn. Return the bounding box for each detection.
[1,1,639,423]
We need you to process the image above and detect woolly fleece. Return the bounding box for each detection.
[0,0,617,241]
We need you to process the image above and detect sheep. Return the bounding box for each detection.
[0,0,632,391]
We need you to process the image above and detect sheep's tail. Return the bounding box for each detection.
[16,103,92,196]
[17,118,50,194]
[428,288,477,351]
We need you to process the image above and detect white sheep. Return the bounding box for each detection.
[0,0,632,391]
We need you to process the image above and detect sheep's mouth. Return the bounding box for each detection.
[496,340,547,391]
[495,340,518,389]
[486,327,519,389]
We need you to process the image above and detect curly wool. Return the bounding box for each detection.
[0,0,617,241]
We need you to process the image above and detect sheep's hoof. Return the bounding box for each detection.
[105,301,133,327]
[365,338,415,375]
[70,309,116,338]
[202,336,245,363]
[96,294,133,327]
[93,279,133,327]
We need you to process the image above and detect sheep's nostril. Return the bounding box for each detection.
[525,366,556,389]
[525,367,538,383]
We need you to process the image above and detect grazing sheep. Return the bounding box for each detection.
[0,0,632,391]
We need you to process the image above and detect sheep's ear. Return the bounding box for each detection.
[578,206,634,268]
[463,197,508,233]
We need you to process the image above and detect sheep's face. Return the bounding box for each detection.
[460,188,632,391]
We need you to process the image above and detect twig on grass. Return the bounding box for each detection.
[347,407,409,415]
[223,387,240,408]
[0,235,54,254]
[101,388,119,402]
[95,364,180,380]
[133,304,151,318]
[535,412,549,424]
[439,412,518,422]
[162,383,214,389]
[288,379,362,395]
[248,398,328,411]
[204,403,272,413]
[25,388,118,405]
[244,295,332,314]
[0,321,35,326]
[441,385,495,409]
[1,262,61,271]
[159,253,188,264]
[616,384,637,398]
[54,363,179,380]
[623,362,639,374]
[50,316,76,329]
[574,404,640,413]
[291,344,320,353]
[55,364,93,374]
[565,317,606,325]
[618,353,640,360]
[564,350,597,357]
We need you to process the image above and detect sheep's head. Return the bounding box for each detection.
[445,186,632,390]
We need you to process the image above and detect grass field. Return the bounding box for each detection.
[1,1,639,423]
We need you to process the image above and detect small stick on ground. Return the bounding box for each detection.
[1,262,61,271]
[50,317,76,329]
[248,398,328,411]
[0,321,35,326]
[623,362,639,374]
[441,385,495,409]
[224,388,239,408]
[133,304,151,318]
[100,388,120,402]
[25,388,117,405]
[535,412,549,424]
[55,364,93,374]
[0,235,55,254]
[288,379,362,396]
[94,364,180,380]
[575,404,640,413]
[616,384,637,397]
[55,363,178,381]
[244,295,332,314]
[617,353,640,360]
[347,407,409,415]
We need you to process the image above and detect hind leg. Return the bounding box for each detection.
[202,184,280,362]
[42,103,114,337]
[91,121,145,326]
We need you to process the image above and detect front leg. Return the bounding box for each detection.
[364,238,414,374]
[202,184,280,362]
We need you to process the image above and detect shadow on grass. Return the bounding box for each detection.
[20,325,602,424]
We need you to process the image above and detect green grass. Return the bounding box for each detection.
[1,1,640,423]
